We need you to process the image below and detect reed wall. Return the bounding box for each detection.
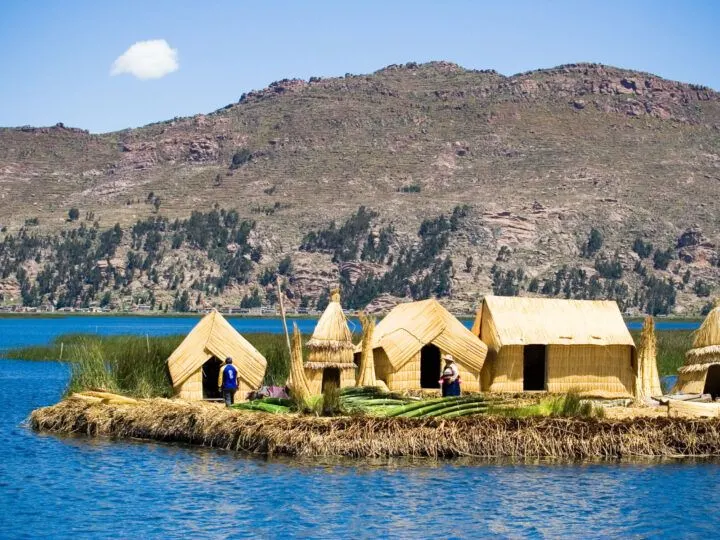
[677,370,707,394]
[546,345,634,394]
[374,348,481,392]
[304,367,355,394]
[177,370,203,401]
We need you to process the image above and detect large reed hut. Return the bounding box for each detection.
[355,299,488,392]
[304,291,356,394]
[472,296,636,395]
[167,310,267,401]
[676,304,720,397]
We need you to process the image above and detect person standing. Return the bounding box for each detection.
[218,357,239,406]
[440,354,461,397]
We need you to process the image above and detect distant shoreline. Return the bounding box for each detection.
[0,311,703,323]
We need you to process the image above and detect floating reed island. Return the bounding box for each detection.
[25,293,720,460]
[29,395,720,459]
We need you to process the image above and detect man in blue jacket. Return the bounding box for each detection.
[218,357,239,406]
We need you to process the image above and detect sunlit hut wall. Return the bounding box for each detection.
[355,299,488,392]
[676,302,720,394]
[166,310,267,401]
[304,290,356,394]
[473,296,636,396]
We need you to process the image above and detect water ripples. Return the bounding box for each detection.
[2,360,720,538]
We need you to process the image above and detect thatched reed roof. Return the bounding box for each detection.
[306,290,354,351]
[355,299,488,373]
[679,305,720,373]
[167,311,267,389]
[475,296,635,347]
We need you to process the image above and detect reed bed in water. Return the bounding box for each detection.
[30,398,720,459]
[5,333,298,396]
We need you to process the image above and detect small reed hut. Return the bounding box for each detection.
[304,290,356,394]
[676,304,720,397]
[167,310,267,401]
[472,296,636,396]
[355,299,488,392]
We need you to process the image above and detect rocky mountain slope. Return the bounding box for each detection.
[1,61,719,314]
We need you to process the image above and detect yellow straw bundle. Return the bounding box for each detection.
[634,316,662,402]
[287,323,311,402]
[356,313,377,387]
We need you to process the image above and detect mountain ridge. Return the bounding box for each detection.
[0,61,719,314]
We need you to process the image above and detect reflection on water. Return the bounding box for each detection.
[2,359,720,538]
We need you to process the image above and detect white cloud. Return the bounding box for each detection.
[110,39,179,80]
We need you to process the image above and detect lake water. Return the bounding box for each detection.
[1,317,718,538]
[0,315,699,352]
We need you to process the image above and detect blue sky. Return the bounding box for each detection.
[1,0,718,133]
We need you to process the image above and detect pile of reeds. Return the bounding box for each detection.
[30,398,720,459]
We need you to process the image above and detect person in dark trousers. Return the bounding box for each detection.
[440,354,461,397]
[218,357,239,406]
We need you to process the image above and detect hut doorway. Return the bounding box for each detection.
[703,365,720,399]
[322,367,341,393]
[523,345,546,391]
[420,344,441,389]
[202,357,223,399]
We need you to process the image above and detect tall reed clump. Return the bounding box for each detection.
[5,332,297,396]
[65,335,179,398]
[629,329,692,376]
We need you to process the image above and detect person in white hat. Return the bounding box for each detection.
[440,354,461,397]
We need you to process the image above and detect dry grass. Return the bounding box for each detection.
[30,398,720,459]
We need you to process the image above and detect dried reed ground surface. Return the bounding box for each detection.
[30,399,720,459]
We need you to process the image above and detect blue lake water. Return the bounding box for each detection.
[0,316,717,538]
[0,315,699,352]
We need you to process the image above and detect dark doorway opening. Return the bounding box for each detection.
[202,357,223,399]
[704,365,720,399]
[523,345,546,391]
[322,367,341,393]
[420,344,441,389]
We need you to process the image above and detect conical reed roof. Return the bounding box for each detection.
[307,290,354,350]
[680,302,720,372]
[305,290,355,370]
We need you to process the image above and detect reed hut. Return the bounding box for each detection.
[676,304,720,397]
[167,310,267,401]
[355,299,488,392]
[472,296,636,396]
[304,290,356,394]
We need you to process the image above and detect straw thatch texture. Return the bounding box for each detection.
[287,324,311,401]
[356,314,378,387]
[304,367,356,395]
[354,299,488,391]
[477,296,635,395]
[305,290,355,369]
[474,296,635,346]
[634,316,662,401]
[676,305,720,393]
[166,311,267,400]
[678,306,720,373]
